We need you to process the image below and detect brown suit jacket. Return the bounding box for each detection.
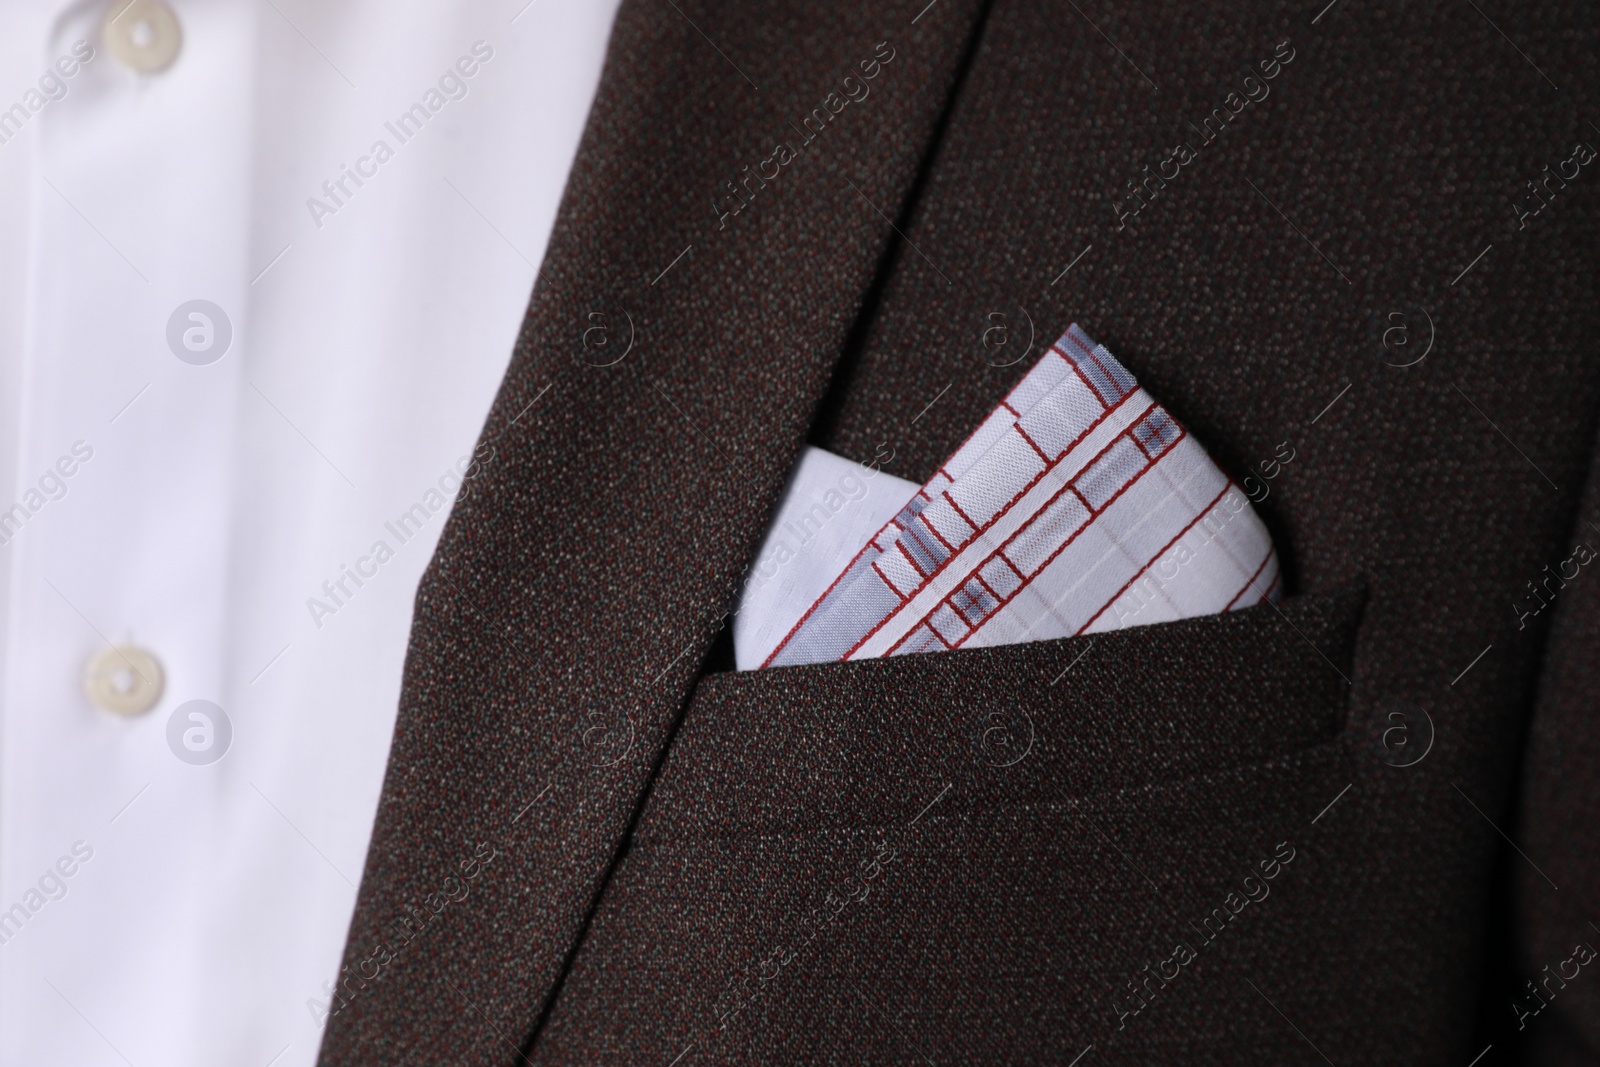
[317,0,1600,1062]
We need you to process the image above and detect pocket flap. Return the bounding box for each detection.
[641,585,1366,838]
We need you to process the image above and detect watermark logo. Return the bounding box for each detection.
[1512,139,1595,231]
[976,708,1034,767]
[166,300,232,366]
[1515,536,1596,630]
[0,41,96,149]
[979,305,1035,368]
[306,41,496,230]
[581,707,635,768]
[1241,441,1297,503]
[1375,704,1434,768]
[0,841,93,948]
[166,699,232,765]
[1377,305,1433,368]
[580,307,635,367]
[1111,39,1296,231]
[712,41,895,232]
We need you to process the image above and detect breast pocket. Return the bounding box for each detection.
[530,588,1366,1066]
[643,584,1364,837]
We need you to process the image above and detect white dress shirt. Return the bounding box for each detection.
[0,1,620,1063]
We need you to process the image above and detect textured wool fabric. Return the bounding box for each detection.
[318,0,1600,1064]
[529,588,1365,1065]
[315,0,993,1062]
[1514,415,1600,1059]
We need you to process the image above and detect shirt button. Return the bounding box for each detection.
[103,0,182,74]
[83,645,165,716]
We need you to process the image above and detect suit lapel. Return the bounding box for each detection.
[318,0,990,1062]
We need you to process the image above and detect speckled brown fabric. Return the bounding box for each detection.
[317,0,1599,1064]
[1515,414,1600,1061]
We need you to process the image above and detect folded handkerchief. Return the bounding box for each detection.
[744,325,1280,670]
[734,447,922,670]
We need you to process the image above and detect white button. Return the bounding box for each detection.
[103,0,182,74]
[84,645,165,716]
